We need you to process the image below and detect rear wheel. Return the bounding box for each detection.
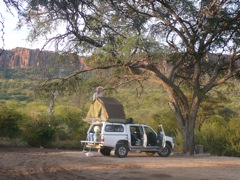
[100,148,111,156]
[145,152,156,156]
[115,144,128,158]
[157,144,171,157]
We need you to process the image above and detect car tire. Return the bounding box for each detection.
[157,143,171,157]
[145,152,156,156]
[100,148,111,156]
[115,144,128,158]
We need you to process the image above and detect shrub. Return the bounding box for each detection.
[21,114,56,147]
[173,130,183,153]
[196,116,228,155]
[225,118,240,157]
[195,116,240,156]
[150,111,178,137]
[0,106,22,138]
[54,106,88,142]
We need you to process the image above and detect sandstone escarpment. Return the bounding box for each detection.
[0,47,86,69]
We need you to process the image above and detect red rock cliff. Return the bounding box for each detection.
[0,47,87,69]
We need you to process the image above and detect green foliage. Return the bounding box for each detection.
[173,130,184,153]
[195,117,240,156]
[151,112,178,137]
[225,118,240,157]
[195,84,240,156]
[0,68,38,79]
[0,105,22,138]
[217,107,238,121]
[54,105,88,141]
[0,76,35,101]
[18,102,89,147]
[20,114,56,147]
[0,138,27,147]
[195,118,228,155]
[116,84,169,124]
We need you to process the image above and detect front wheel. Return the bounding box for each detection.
[115,144,128,158]
[157,144,171,157]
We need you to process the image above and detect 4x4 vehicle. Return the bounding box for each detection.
[81,121,174,158]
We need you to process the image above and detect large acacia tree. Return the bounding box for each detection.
[3,0,240,154]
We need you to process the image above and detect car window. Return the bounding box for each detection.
[144,126,156,134]
[105,125,124,132]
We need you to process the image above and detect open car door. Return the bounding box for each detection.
[159,125,166,148]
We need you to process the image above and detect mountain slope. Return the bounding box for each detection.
[0,47,87,70]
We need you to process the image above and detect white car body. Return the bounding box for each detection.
[81,121,174,158]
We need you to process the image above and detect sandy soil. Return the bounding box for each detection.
[0,147,239,180]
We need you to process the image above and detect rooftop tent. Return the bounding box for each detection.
[84,97,126,123]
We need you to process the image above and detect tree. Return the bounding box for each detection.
[3,0,240,154]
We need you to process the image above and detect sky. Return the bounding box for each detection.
[0,1,46,50]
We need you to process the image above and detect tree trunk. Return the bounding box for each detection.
[47,89,58,115]
[181,98,201,155]
[182,118,196,155]
[172,96,201,155]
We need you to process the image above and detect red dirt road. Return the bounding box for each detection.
[0,147,239,180]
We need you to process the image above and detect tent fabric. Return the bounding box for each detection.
[84,97,126,123]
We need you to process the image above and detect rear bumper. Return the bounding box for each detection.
[81,140,103,149]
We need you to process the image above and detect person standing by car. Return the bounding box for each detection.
[93,86,103,101]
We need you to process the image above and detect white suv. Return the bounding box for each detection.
[81,121,174,158]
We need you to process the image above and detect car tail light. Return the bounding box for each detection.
[101,135,104,142]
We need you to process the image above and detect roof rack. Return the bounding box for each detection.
[107,118,134,124]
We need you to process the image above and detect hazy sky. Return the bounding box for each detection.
[0,1,46,50]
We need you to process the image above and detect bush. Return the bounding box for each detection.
[173,129,183,153]
[225,118,240,157]
[21,114,56,147]
[54,106,88,142]
[150,111,178,137]
[195,116,240,156]
[0,106,22,138]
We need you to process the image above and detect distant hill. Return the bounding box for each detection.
[0,47,87,69]
[0,47,88,101]
[0,47,88,79]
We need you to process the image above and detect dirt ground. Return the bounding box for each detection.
[0,147,239,180]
